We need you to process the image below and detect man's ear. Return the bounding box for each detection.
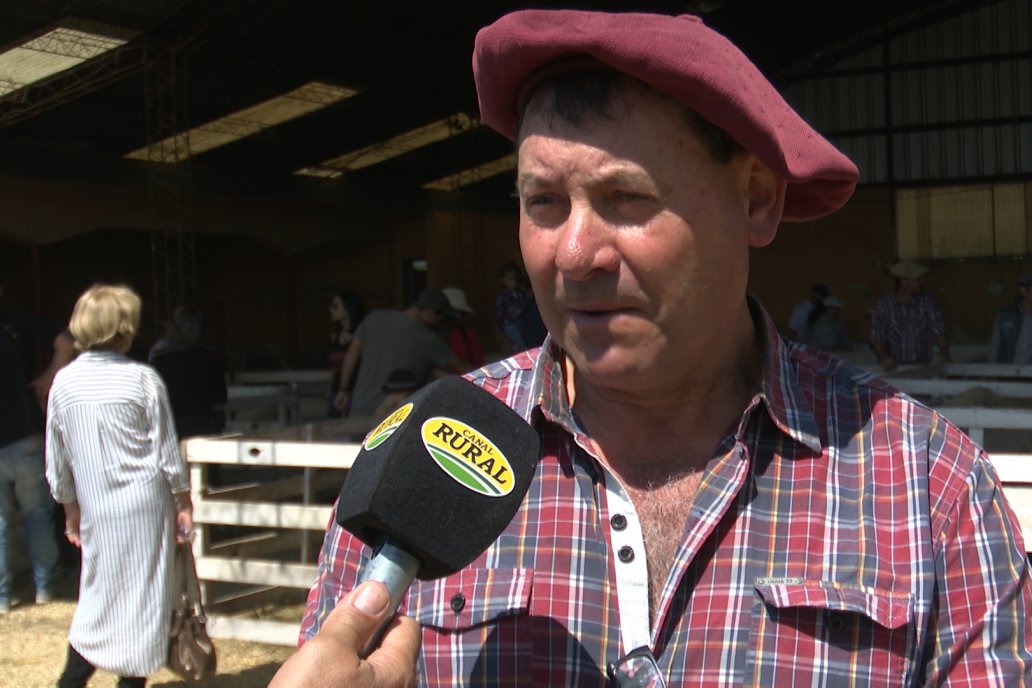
[743,155,787,248]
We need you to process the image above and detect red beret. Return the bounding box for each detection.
[473,10,859,221]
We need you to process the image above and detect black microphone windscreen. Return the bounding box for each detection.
[336,376,540,580]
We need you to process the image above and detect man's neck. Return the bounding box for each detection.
[565,313,760,484]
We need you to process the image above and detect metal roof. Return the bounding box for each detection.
[0,0,999,215]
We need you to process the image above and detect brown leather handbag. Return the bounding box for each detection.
[168,543,217,681]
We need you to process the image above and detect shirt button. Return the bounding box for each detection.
[450,593,466,613]
[618,546,635,563]
[826,612,845,632]
[610,514,627,530]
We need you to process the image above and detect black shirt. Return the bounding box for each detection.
[0,311,56,446]
[151,346,228,438]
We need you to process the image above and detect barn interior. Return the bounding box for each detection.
[2,0,1029,369]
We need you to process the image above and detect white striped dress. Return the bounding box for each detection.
[45,350,189,677]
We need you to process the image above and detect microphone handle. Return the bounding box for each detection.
[357,535,422,658]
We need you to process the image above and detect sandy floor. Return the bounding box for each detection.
[0,592,296,688]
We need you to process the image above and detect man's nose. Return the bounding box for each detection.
[554,205,619,280]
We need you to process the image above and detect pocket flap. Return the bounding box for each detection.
[406,568,532,631]
[754,578,912,630]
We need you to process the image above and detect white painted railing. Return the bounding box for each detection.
[185,418,368,646]
[221,369,335,432]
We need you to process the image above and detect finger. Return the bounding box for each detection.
[365,615,421,685]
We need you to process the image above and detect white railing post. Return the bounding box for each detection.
[184,432,360,646]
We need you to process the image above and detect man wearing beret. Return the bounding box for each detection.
[989,272,1032,364]
[273,9,1032,687]
[870,260,953,371]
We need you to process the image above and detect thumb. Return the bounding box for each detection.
[322,580,421,686]
[322,580,393,649]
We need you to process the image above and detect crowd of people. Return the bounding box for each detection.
[3,8,1032,687]
[784,259,1032,368]
[785,261,1032,369]
[785,259,954,366]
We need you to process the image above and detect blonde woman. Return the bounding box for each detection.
[45,284,193,688]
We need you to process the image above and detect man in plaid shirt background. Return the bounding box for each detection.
[871,260,954,372]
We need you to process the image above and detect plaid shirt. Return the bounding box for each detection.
[300,299,1032,687]
[870,292,946,364]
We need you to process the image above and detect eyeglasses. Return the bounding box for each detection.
[607,646,668,688]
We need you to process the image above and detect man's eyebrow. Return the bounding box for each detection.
[515,173,544,195]
[605,169,653,186]
[516,169,649,188]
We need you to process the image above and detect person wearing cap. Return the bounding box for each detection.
[989,272,1032,364]
[279,9,1032,688]
[334,287,470,419]
[371,368,421,421]
[787,282,829,342]
[808,295,851,351]
[870,260,952,371]
[441,287,486,368]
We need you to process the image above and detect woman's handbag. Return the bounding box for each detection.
[168,542,217,680]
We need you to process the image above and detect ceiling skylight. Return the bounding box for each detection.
[0,20,136,98]
[422,154,516,191]
[296,112,478,178]
[125,81,358,162]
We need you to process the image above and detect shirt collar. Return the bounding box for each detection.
[528,297,823,454]
[748,297,823,453]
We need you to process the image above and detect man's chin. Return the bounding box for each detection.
[564,342,649,383]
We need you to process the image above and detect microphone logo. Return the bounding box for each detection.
[364,403,415,450]
[421,417,514,497]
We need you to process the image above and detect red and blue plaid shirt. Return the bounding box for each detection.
[870,292,947,364]
[300,299,1032,686]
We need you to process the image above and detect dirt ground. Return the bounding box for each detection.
[0,586,296,688]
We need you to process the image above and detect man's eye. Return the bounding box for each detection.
[523,194,557,208]
[522,195,568,226]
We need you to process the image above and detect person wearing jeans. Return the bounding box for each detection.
[0,294,70,614]
[0,436,60,612]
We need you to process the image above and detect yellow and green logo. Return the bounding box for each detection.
[363,403,414,450]
[420,417,514,497]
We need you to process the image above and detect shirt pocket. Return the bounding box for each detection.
[750,579,914,688]
[407,568,533,688]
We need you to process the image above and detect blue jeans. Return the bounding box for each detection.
[0,436,59,604]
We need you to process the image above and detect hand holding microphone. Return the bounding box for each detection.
[271,376,540,684]
[336,375,540,654]
[268,579,420,688]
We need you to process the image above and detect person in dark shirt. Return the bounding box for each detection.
[150,306,227,439]
[989,272,1032,364]
[493,262,530,353]
[0,287,71,613]
[327,291,365,418]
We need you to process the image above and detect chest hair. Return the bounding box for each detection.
[623,470,705,623]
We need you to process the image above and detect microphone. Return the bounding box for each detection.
[335,375,540,654]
